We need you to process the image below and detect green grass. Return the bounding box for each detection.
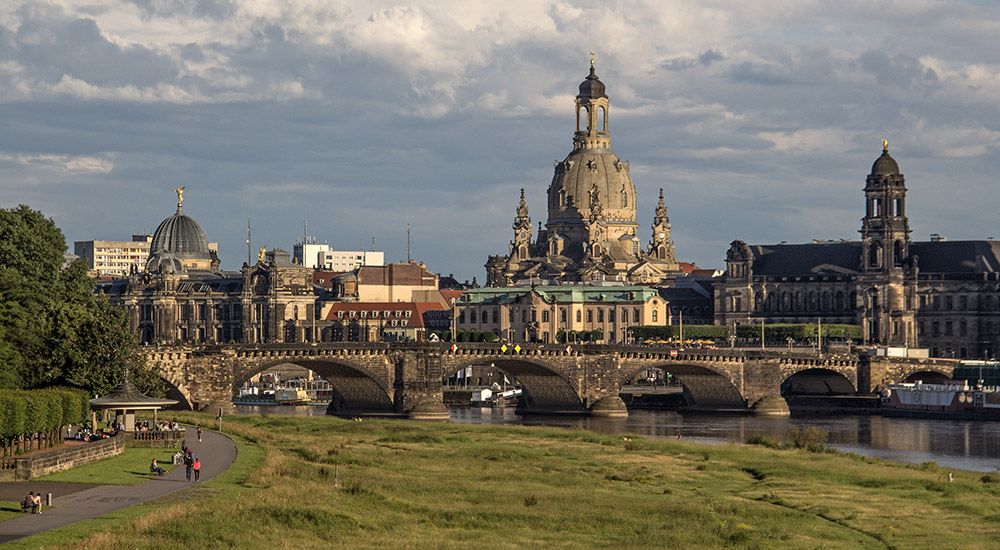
[0,500,23,521]
[11,412,1000,548]
[35,447,178,485]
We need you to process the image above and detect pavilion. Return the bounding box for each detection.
[89,379,178,432]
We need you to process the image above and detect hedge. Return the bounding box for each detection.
[628,325,729,340]
[0,387,90,456]
[734,323,862,340]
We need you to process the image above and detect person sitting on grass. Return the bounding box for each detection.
[31,493,42,514]
[150,458,166,476]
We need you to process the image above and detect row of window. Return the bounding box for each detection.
[335,310,413,319]
[460,307,654,325]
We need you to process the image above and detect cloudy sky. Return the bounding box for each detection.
[3,1,1000,280]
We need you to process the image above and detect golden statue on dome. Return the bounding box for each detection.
[173,186,185,210]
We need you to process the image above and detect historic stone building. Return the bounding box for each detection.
[486,59,682,286]
[99,190,318,345]
[715,142,1000,359]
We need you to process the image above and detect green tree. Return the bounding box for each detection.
[0,205,151,395]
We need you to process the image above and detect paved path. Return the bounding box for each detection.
[0,428,237,544]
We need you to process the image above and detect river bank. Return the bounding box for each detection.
[20,412,1000,549]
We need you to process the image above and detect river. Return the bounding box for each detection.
[235,404,1000,472]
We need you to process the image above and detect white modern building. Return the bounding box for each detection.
[294,239,384,271]
[74,235,152,277]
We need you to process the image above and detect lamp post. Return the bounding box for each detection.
[450,298,457,342]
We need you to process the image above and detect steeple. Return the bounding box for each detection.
[861,139,910,272]
[574,53,611,151]
[648,188,677,262]
[510,188,533,261]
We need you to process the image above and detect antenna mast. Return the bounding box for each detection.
[406,223,411,262]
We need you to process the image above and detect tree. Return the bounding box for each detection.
[0,205,153,395]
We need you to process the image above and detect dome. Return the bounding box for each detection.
[871,151,900,176]
[145,250,183,274]
[150,211,210,260]
[578,66,607,99]
[548,148,636,224]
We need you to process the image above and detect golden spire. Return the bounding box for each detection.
[589,51,596,69]
[882,138,889,153]
[173,186,185,211]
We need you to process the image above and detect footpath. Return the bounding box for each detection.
[0,427,237,544]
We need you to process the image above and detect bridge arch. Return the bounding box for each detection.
[780,367,856,395]
[444,358,585,414]
[235,358,394,416]
[620,363,745,410]
[160,375,194,410]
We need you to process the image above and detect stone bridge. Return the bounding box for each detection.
[142,343,959,417]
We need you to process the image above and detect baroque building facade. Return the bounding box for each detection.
[99,190,318,345]
[486,59,681,286]
[715,142,1000,359]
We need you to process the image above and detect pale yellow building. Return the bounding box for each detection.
[456,285,667,343]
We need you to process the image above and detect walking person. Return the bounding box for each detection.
[184,452,193,481]
[197,426,203,442]
[193,456,202,482]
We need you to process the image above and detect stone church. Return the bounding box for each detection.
[715,141,1000,359]
[99,190,317,345]
[486,60,682,286]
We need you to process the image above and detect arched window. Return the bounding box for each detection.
[599,106,607,132]
[868,241,882,269]
[893,241,904,267]
[652,309,658,322]
[576,310,582,323]
[621,188,628,208]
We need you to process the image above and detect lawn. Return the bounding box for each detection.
[36,448,178,485]
[11,411,1000,549]
[0,501,23,521]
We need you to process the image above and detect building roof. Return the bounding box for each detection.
[90,380,178,409]
[744,239,1000,277]
[749,242,861,277]
[323,301,450,329]
[871,149,900,176]
[578,64,607,99]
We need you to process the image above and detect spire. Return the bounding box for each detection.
[515,188,529,225]
[654,188,668,225]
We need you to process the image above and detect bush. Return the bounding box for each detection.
[734,323,861,341]
[0,387,90,455]
[787,427,827,452]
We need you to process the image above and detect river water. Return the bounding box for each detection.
[235,404,1000,472]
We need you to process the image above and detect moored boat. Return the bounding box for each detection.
[883,380,1000,419]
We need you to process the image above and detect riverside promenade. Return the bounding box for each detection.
[0,428,236,544]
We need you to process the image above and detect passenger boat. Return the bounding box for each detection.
[882,380,1000,419]
[274,388,311,406]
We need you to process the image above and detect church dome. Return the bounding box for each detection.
[150,211,210,259]
[871,140,900,175]
[547,148,636,224]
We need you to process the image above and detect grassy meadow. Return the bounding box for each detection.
[11,412,1000,549]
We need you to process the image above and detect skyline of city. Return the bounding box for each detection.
[4,2,1000,281]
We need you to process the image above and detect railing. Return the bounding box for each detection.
[129,430,186,442]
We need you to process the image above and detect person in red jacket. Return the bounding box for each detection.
[192,456,202,481]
